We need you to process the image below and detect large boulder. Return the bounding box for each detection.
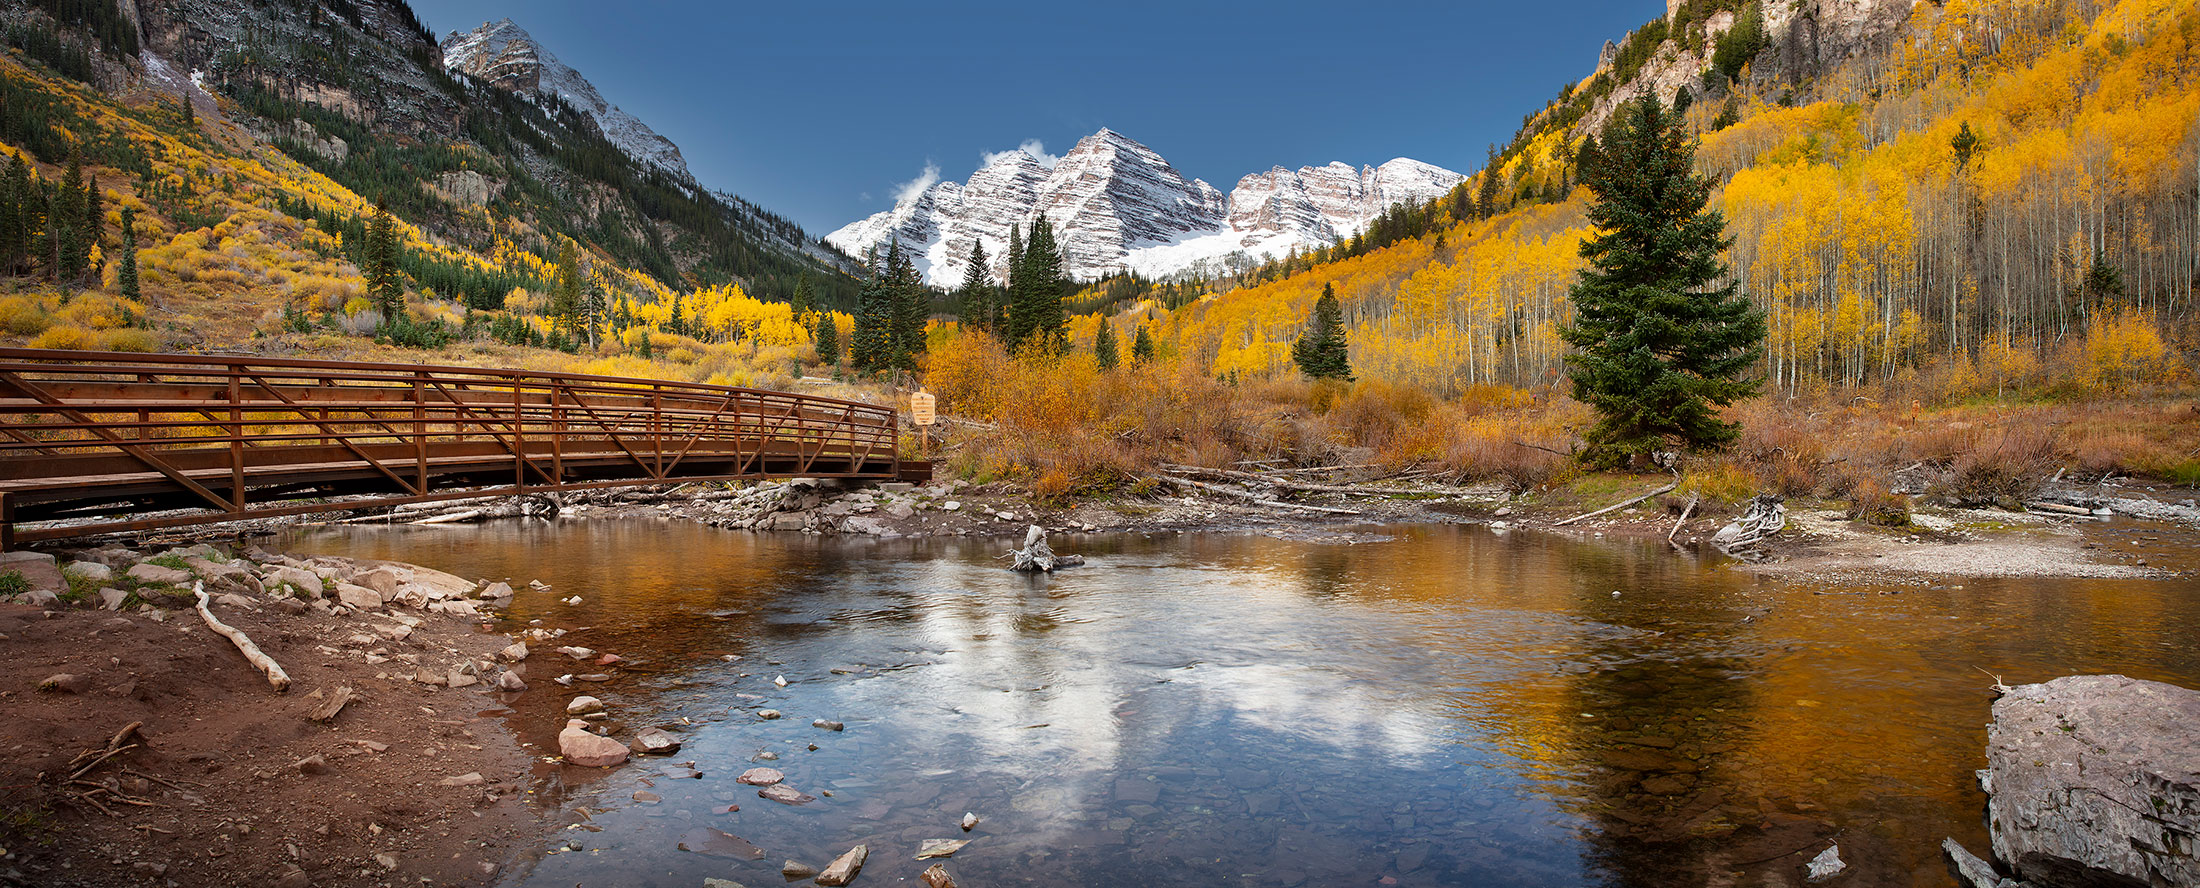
[1981,675,2200,888]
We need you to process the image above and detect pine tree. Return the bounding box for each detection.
[1094,315,1119,370]
[82,170,101,255]
[548,239,582,340]
[1290,284,1352,380]
[955,241,994,333]
[365,205,403,320]
[1015,216,1067,350]
[116,204,138,300]
[1131,324,1155,363]
[1951,121,1981,169]
[0,154,21,273]
[56,156,83,282]
[886,238,927,371]
[1560,95,1766,457]
[1003,224,1029,347]
[813,310,839,366]
[790,275,815,316]
[849,247,892,372]
[1475,144,1502,220]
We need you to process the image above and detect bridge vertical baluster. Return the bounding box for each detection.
[543,380,554,481]
[228,367,245,513]
[413,371,428,497]
[512,377,525,493]
[652,385,664,479]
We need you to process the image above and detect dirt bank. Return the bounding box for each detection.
[0,545,539,888]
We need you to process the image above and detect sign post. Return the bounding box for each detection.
[909,391,936,459]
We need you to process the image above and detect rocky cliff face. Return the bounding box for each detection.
[125,0,456,134]
[441,19,692,181]
[828,130,1461,286]
[1576,0,1920,133]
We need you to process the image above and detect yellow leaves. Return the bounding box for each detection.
[2084,309,2174,388]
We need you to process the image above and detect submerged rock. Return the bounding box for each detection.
[1978,674,2200,888]
[633,727,681,755]
[736,767,785,786]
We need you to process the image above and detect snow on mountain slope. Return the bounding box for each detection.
[441,19,691,181]
[828,130,1462,286]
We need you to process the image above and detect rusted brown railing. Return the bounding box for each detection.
[0,348,911,547]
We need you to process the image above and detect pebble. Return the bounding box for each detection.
[812,719,845,732]
[292,754,329,775]
[438,772,485,787]
[757,709,781,720]
[782,860,818,879]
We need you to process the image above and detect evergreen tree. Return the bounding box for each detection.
[1560,96,1766,457]
[1131,324,1155,363]
[849,247,893,372]
[955,241,994,333]
[813,310,839,366]
[365,205,403,320]
[82,170,101,254]
[1475,144,1502,220]
[1951,121,1981,169]
[116,204,138,300]
[1014,216,1067,350]
[548,239,582,340]
[56,156,83,282]
[1003,223,1028,346]
[790,275,815,316]
[1290,284,1353,380]
[886,237,927,371]
[0,154,22,273]
[1094,315,1119,370]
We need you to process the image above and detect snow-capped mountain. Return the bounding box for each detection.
[826,130,1463,286]
[441,19,691,181]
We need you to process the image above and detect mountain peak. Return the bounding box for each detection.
[441,19,692,182]
[827,130,1460,285]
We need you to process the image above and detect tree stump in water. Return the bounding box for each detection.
[1010,525,1056,572]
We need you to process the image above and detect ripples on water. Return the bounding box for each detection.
[284,518,2200,887]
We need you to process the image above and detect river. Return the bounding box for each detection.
[282,517,2200,887]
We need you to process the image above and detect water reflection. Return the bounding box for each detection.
[282,518,2200,887]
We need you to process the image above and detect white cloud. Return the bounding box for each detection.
[981,139,1061,170]
[892,162,941,204]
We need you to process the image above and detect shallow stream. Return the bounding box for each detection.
[283,518,2200,887]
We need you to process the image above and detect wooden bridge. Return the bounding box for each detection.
[0,348,919,548]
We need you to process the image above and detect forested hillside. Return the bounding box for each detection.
[0,0,857,389]
[1113,0,2195,399]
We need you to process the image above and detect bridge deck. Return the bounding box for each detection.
[0,348,918,547]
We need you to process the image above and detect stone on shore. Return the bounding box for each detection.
[497,671,527,691]
[1981,674,2200,888]
[127,562,193,586]
[815,844,867,886]
[557,719,629,768]
[264,566,325,598]
[499,641,529,662]
[0,551,64,593]
[336,583,384,610]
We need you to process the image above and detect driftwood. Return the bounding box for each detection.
[1160,475,1364,515]
[2025,500,2095,517]
[1668,494,1699,549]
[1554,475,1680,527]
[195,583,291,691]
[1161,464,1465,497]
[310,686,356,723]
[1712,495,1787,556]
[1010,525,1057,572]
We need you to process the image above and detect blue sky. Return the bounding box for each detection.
[412,1,1662,235]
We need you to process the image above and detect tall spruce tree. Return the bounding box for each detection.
[56,156,84,282]
[1560,95,1766,457]
[790,275,815,316]
[955,241,994,333]
[116,205,138,299]
[886,238,927,371]
[1094,316,1119,370]
[1018,216,1067,350]
[1003,223,1029,347]
[849,247,893,372]
[0,154,22,273]
[814,311,839,366]
[1290,284,1352,380]
[1131,324,1155,363]
[365,205,403,320]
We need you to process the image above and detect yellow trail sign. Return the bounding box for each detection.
[910,391,936,426]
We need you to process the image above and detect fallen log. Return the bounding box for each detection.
[1159,475,1364,516]
[411,509,484,525]
[1161,464,1464,497]
[195,583,290,692]
[2024,500,2095,517]
[1554,477,1680,527]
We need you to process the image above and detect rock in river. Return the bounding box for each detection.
[815,844,867,886]
[557,719,629,768]
[736,767,785,786]
[1972,674,2200,888]
[633,727,681,755]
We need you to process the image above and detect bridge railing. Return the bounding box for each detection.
[0,348,903,545]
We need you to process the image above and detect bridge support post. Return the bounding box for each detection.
[0,491,14,553]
